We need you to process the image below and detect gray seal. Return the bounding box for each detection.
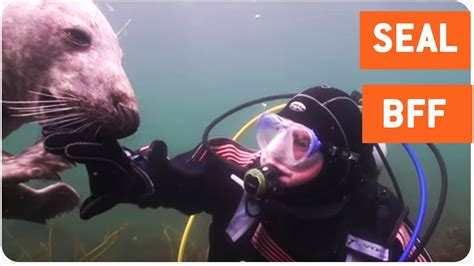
[2,0,140,223]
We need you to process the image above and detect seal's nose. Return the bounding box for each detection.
[108,90,140,137]
[117,104,140,137]
[111,91,127,109]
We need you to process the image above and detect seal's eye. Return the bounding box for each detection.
[64,28,91,47]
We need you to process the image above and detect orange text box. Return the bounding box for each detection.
[362,85,472,143]
[360,12,470,70]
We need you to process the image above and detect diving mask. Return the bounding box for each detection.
[256,113,322,168]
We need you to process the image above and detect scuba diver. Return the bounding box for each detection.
[43,86,432,262]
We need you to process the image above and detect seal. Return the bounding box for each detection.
[2,0,140,223]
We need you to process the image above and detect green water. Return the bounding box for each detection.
[2,1,470,262]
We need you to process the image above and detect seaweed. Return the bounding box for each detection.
[3,222,127,262]
[36,222,54,261]
[4,220,209,261]
[74,238,87,260]
[3,227,33,261]
[431,226,470,261]
[162,225,205,261]
[79,224,128,262]
[163,226,177,260]
[47,222,54,261]
[186,235,205,261]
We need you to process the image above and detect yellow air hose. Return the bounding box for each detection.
[177,103,287,262]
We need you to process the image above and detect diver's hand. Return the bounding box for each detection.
[77,140,168,220]
[43,130,88,157]
[76,140,168,220]
[43,131,168,220]
[65,139,136,220]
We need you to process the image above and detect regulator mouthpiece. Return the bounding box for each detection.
[244,165,283,197]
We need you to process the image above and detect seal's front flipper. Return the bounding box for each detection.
[2,145,66,186]
[35,183,80,221]
[2,183,80,223]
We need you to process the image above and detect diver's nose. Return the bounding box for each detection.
[259,152,273,166]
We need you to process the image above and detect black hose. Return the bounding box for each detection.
[202,94,295,168]
[375,143,405,205]
[408,143,448,261]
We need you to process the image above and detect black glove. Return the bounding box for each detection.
[44,131,168,220]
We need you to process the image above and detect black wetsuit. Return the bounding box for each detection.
[135,137,431,262]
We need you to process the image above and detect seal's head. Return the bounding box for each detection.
[3,0,139,139]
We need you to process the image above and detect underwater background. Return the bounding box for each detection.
[2,0,470,262]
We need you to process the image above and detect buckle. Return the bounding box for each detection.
[341,150,360,162]
[325,144,359,162]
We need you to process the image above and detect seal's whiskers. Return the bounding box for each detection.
[33,88,79,101]
[54,117,89,130]
[45,117,87,129]
[93,125,103,139]
[2,99,68,104]
[83,121,100,140]
[73,121,96,135]
[7,103,69,111]
[37,113,84,124]
[10,107,78,117]
[57,89,80,100]
[116,18,132,37]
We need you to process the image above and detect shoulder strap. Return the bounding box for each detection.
[344,184,408,261]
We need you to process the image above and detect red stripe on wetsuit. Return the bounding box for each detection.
[198,143,258,167]
[251,223,295,262]
[138,142,257,167]
[396,223,431,262]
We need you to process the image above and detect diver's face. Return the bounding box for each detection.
[260,151,324,188]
